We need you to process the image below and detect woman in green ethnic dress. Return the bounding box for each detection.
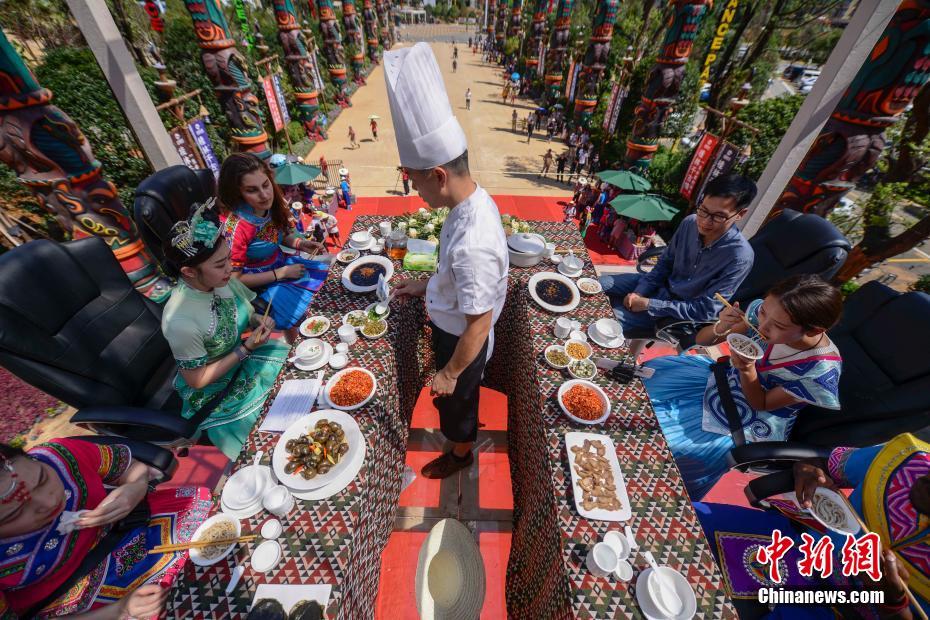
[160,199,289,459]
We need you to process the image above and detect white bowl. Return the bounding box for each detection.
[350,230,372,246]
[361,319,388,339]
[565,338,592,360]
[261,518,283,540]
[329,353,348,369]
[223,464,272,510]
[567,359,597,380]
[337,249,360,264]
[189,514,242,566]
[544,344,571,369]
[323,367,377,411]
[636,566,698,620]
[365,301,391,320]
[251,540,282,573]
[577,277,602,295]
[593,318,622,341]
[557,379,611,425]
[569,329,587,342]
[342,310,367,331]
[294,338,326,364]
[727,333,764,360]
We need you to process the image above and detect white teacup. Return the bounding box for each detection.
[338,324,358,345]
[554,317,572,338]
[262,485,294,517]
[378,221,392,237]
[594,318,623,342]
[569,329,587,343]
[544,242,556,258]
[562,254,584,274]
[586,542,619,578]
[350,230,372,247]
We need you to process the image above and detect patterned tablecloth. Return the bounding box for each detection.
[169,216,736,619]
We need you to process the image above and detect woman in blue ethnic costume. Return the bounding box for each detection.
[695,433,930,619]
[643,275,844,500]
[218,153,329,337]
[161,198,288,460]
[0,439,210,618]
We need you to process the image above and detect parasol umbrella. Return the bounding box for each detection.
[368,114,380,120]
[597,169,652,192]
[609,194,679,222]
[536,107,547,112]
[511,72,520,81]
[272,162,322,186]
[552,103,565,109]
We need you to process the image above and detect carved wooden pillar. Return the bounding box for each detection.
[363,0,381,64]
[495,0,510,52]
[273,0,326,140]
[574,0,619,125]
[318,0,350,106]
[342,0,367,83]
[524,0,548,79]
[544,0,574,103]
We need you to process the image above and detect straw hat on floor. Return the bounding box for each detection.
[415,519,486,619]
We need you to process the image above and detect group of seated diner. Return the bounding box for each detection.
[0,165,925,618]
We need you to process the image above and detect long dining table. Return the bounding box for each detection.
[169,216,736,619]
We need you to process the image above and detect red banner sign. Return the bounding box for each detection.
[680,132,719,200]
[696,140,741,205]
[262,76,284,133]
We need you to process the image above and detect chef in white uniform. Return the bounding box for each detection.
[389,43,510,480]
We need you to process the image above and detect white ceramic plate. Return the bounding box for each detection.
[299,316,331,338]
[189,514,242,566]
[337,249,360,264]
[293,342,332,371]
[528,271,580,313]
[342,256,395,293]
[808,487,859,535]
[577,277,602,295]
[290,434,366,500]
[323,367,377,411]
[557,379,611,425]
[221,464,275,510]
[251,540,282,573]
[565,432,631,522]
[220,495,264,520]
[587,324,624,349]
[635,567,698,620]
[272,410,363,491]
[558,260,584,278]
[348,237,374,251]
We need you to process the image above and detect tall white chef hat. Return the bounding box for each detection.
[384,43,467,170]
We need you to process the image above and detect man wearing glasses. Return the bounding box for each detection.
[598,174,756,357]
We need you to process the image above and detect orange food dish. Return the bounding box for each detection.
[330,370,374,407]
[563,384,603,421]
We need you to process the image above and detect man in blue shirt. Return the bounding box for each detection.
[598,174,756,356]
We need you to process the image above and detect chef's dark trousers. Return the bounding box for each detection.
[430,321,489,443]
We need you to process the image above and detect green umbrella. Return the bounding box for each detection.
[597,169,652,192]
[609,194,679,222]
[273,162,322,185]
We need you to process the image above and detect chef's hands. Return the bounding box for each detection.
[623,293,649,313]
[116,583,170,620]
[793,460,832,509]
[431,367,458,397]
[394,278,428,301]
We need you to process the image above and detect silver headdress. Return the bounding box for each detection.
[169,197,221,258]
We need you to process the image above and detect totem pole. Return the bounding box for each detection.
[495,0,510,53]
[487,0,497,42]
[543,0,574,103]
[376,1,393,51]
[775,1,930,218]
[0,32,168,300]
[622,0,711,171]
[273,0,326,141]
[183,0,271,159]
[318,0,350,106]
[509,0,523,41]
[363,0,381,64]
[574,0,619,125]
[342,0,367,84]
[524,0,548,79]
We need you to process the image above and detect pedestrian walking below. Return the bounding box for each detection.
[511,109,518,132]
[539,148,554,177]
[452,58,457,73]
[465,87,472,110]
[370,117,379,141]
[401,167,410,196]
[556,151,567,183]
[546,118,555,141]
[348,125,358,149]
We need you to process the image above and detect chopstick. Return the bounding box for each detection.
[148,534,257,554]
[840,497,928,620]
[714,292,766,341]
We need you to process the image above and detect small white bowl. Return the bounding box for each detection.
[568,329,587,343]
[604,530,631,561]
[550,254,563,265]
[293,338,326,364]
[565,338,592,361]
[261,518,283,540]
[544,344,571,369]
[335,342,349,354]
[614,559,634,582]
[557,379,611,425]
[329,353,348,369]
[337,249,360,264]
[350,230,372,246]
[370,242,384,254]
[361,319,388,339]
[567,359,597,380]
[250,540,282,573]
[727,332,764,360]
[189,514,242,566]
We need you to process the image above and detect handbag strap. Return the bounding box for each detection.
[186,363,246,428]
[24,500,152,618]
[711,359,746,447]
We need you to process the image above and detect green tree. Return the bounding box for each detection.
[729,94,804,180]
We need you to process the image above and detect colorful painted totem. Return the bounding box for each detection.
[622,0,711,171]
[376,1,393,50]
[318,0,350,107]
[775,0,930,217]
[496,0,511,51]
[574,0,619,125]
[0,31,168,300]
[509,0,524,40]
[273,0,326,141]
[544,0,574,102]
[524,0,548,78]
[342,0,367,83]
[183,0,270,159]
[363,0,381,64]
[488,0,498,41]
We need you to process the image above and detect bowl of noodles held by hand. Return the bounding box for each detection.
[341,256,394,293]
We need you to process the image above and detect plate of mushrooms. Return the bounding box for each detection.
[565,432,632,522]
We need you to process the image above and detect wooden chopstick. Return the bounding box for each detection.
[714,292,766,341]
[148,534,257,555]
[842,497,928,620]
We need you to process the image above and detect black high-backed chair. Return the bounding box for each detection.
[728,281,930,488]
[0,237,205,447]
[630,209,851,352]
[133,165,216,272]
